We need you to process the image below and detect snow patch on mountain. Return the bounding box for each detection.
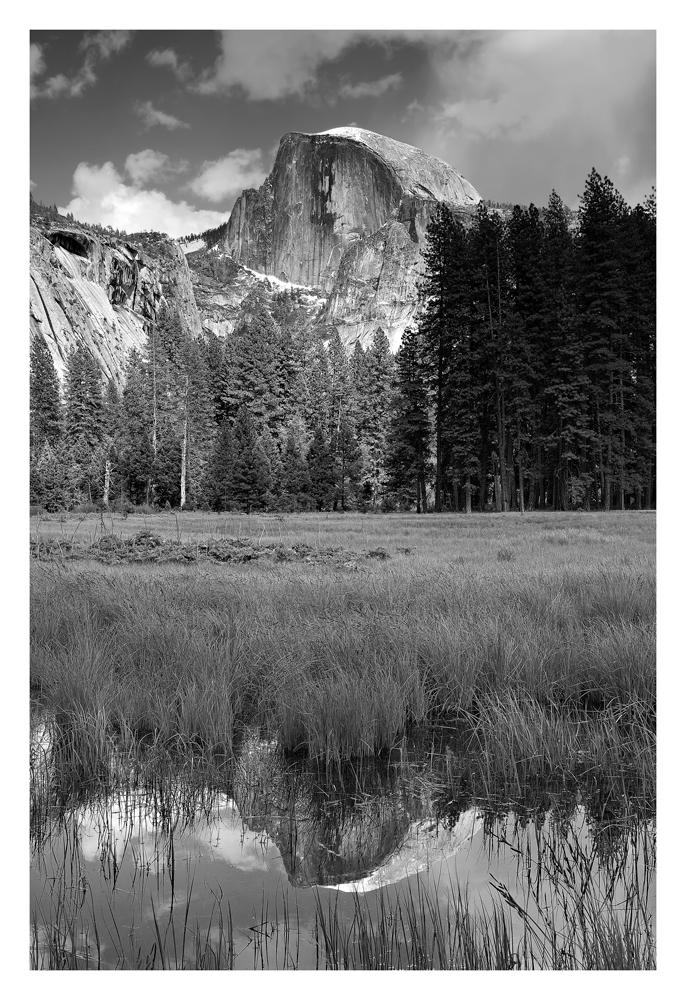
[180,238,206,255]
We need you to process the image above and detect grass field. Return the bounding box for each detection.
[30,510,655,777]
[30,510,656,970]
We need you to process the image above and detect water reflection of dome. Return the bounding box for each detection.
[321,808,482,892]
[230,734,476,890]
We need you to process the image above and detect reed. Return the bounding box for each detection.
[31,511,655,768]
[30,816,655,970]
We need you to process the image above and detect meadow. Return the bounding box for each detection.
[31,510,655,768]
[30,510,656,969]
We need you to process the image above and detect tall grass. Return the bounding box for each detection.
[30,816,655,970]
[31,512,655,767]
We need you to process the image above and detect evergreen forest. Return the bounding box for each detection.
[30,169,656,514]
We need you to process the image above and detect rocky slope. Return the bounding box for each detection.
[30,127,482,378]
[223,127,482,349]
[30,221,202,386]
[185,244,325,341]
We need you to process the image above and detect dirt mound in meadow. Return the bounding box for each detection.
[30,532,391,570]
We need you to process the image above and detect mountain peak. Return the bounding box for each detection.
[306,126,482,207]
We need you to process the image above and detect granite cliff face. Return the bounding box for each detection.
[30,223,202,386]
[30,127,482,378]
[223,126,481,349]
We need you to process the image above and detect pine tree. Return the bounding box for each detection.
[121,348,155,505]
[63,344,105,503]
[305,338,331,432]
[540,191,592,509]
[575,170,629,509]
[503,204,546,512]
[348,341,369,434]
[387,326,432,512]
[621,197,656,507]
[219,295,283,431]
[327,330,351,435]
[182,339,217,508]
[281,421,311,510]
[64,344,105,451]
[101,379,124,508]
[201,330,225,425]
[467,203,511,511]
[307,426,336,511]
[231,405,270,512]
[208,419,237,511]
[331,419,363,511]
[359,328,394,509]
[417,204,462,511]
[147,306,189,506]
[257,429,283,507]
[30,336,62,453]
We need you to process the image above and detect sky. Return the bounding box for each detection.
[29,29,656,239]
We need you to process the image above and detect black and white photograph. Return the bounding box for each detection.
[27,20,657,976]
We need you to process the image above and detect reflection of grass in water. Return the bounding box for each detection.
[30,735,656,970]
[30,512,655,968]
[30,801,655,970]
[30,511,654,767]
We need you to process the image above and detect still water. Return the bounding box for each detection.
[30,721,655,969]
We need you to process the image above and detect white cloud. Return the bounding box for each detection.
[339,73,402,99]
[429,31,654,144]
[42,69,96,99]
[147,47,191,82]
[30,43,45,79]
[195,30,361,100]
[134,100,190,131]
[31,30,132,100]
[188,149,266,203]
[125,150,171,186]
[615,155,631,179]
[408,30,655,207]
[80,30,132,60]
[59,161,229,239]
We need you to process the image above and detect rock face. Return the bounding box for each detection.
[223,126,481,349]
[29,127,482,379]
[30,224,202,386]
[186,247,325,342]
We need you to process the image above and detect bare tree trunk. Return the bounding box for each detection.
[486,271,507,511]
[103,458,111,509]
[619,368,626,510]
[180,374,188,509]
[452,471,460,511]
[493,454,502,513]
[152,324,158,460]
[516,416,525,514]
[465,475,472,513]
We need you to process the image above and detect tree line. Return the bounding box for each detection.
[30,168,655,514]
[400,169,656,512]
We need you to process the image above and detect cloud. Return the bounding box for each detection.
[59,161,229,238]
[31,30,132,100]
[188,149,266,203]
[124,149,186,186]
[80,30,132,60]
[134,100,190,131]
[146,47,191,82]
[195,29,361,100]
[339,73,402,99]
[30,43,45,79]
[409,30,655,207]
[41,70,96,99]
[429,31,654,144]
